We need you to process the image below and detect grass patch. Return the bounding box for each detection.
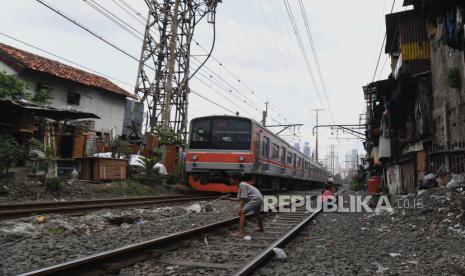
[46,226,64,235]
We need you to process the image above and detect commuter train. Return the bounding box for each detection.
[185,115,330,193]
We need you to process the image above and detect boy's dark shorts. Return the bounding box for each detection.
[243,200,263,214]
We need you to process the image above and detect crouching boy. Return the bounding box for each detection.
[226,173,264,238]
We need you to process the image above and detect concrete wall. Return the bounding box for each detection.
[430,20,465,146]
[0,62,16,75]
[1,65,126,135]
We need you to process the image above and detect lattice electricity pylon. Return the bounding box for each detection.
[135,0,221,140]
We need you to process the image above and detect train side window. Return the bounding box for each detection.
[272,144,280,160]
[287,152,292,164]
[262,136,270,158]
[281,148,286,163]
[293,154,297,166]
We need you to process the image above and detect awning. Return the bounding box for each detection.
[0,98,100,120]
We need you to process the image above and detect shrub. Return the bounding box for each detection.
[46,178,64,192]
[446,67,462,90]
[138,156,160,177]
[350,179,365,191]
[151,125,183,146]
[0,134,24,177]
[31,87,53,105]
[109,138,132,159]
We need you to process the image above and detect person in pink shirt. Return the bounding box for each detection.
[321,182,336,209]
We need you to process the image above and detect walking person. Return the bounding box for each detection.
[226,173,264,238]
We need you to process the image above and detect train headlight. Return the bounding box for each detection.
[192,155,198,161]
[239,156,245,162]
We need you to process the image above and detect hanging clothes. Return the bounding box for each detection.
[444,7,463,49]
[457,7,464,49]
[379,113,392,160]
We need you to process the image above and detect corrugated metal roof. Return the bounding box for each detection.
[0,98,100,120]
[403,0,415,6]
[385,10,430,61]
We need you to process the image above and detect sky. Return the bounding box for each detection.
[0,0,407,172]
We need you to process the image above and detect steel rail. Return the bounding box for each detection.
[232,189,344,276]
[233,189,344,275]
[231,209,321,275]
[0,195,220,220]
[18,216,240,276]
[18,211,259,276]
[17,193,324,276]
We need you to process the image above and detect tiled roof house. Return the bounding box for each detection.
[0,43,136,135]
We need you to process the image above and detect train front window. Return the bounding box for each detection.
[190,118,252,150]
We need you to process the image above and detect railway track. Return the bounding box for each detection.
[0,194,222,220]
[18,193,327,276]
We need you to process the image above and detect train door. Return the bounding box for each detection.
[281,147,286,175]
[254,133,260,169]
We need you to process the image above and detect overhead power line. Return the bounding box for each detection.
[37,0,262,118]
[297,0,334,123]
[0,32,234,119]
[84,0,144,39]
[191,89,236,115]
[371,0,397,83]
[115,0,289,124]
[0,32,134,89]
[283,0,327,121]
[35,0,155,72]
[36,0,295,132]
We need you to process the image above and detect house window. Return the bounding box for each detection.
[67,92,81,106]
[36,83,53,93]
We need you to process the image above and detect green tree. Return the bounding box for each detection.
[0,71,53,104]
[0,71,29,100]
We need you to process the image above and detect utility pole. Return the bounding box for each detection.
[162,0,181,127]
[328,144,337,175]
[133,0,221,140]
[261,101,269,126]
[310,108,324,163]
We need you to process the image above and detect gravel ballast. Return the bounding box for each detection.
[257,187,465,276]
[0,199,237,275]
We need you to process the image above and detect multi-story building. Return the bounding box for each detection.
[363,0,465,193]
[303,141,311,157]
